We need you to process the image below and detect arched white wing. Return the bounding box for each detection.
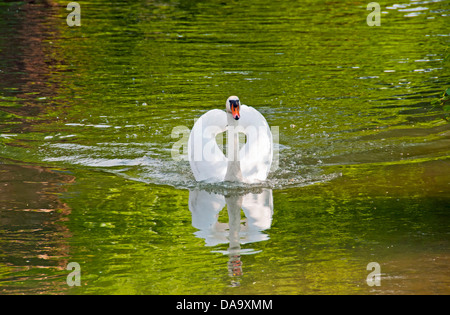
[238,105,273,183]
[188,109,227,182]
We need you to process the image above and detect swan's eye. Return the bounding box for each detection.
[229,100,239,107]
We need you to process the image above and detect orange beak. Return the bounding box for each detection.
[231,105,240,120]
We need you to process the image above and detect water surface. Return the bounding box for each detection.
[0,0,449,294]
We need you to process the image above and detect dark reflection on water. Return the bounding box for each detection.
[0,1,61,117]
[0,163,74,294]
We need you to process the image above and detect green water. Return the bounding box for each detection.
[0,0,449,294]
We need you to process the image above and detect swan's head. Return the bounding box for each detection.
[226,96,240,120]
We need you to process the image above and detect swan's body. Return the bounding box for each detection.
[188,96,273,183]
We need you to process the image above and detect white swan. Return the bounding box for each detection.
[188,96,273,183]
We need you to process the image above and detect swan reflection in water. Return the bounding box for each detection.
[188,188,273,286]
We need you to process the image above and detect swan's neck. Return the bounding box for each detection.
[224,114,243,182]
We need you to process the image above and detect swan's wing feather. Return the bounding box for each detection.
[238,105,273,182]
[188,109,227,182]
